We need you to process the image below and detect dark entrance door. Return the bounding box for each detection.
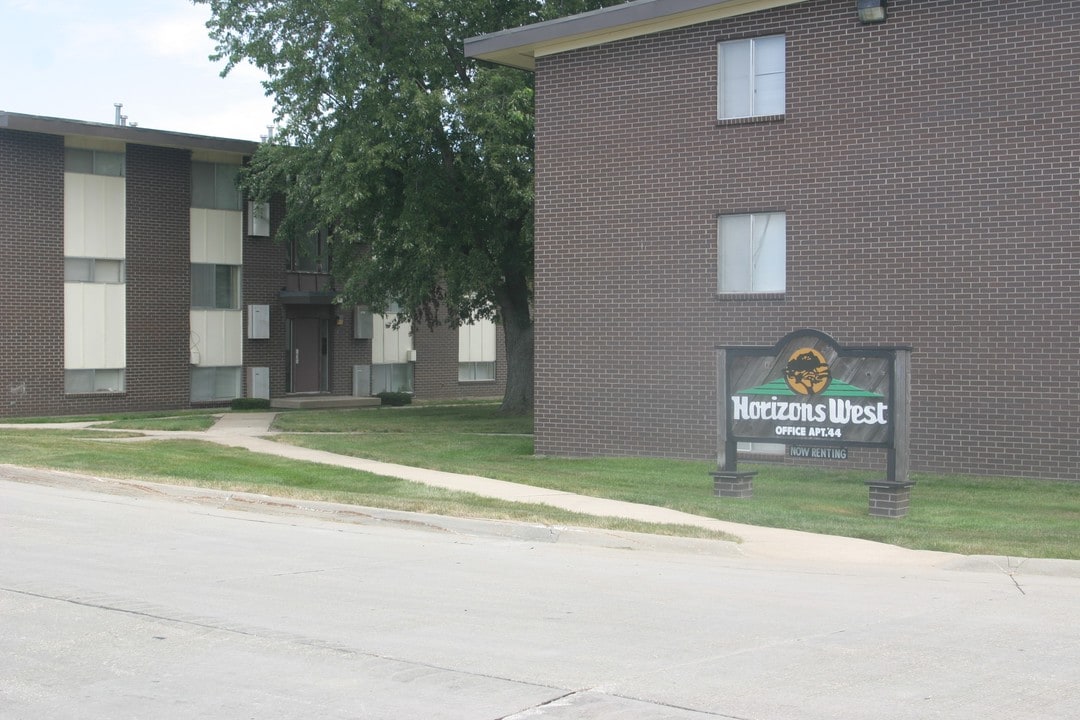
[290,318,324,393]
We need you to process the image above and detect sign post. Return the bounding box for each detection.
[714,330,914,518]
[713,347,758,497]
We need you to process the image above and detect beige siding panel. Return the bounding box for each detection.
[459,318,496,363]
[64,284,82,368]
[65,138,125,153]
[190,309,244,366]
[190,208,243,264]
[101,283,126,368]
[64,173,126,259]
[372,315,414,364]
[64,283,126,369]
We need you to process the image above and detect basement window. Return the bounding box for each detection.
[65,369,125,394]
[191,367,242,402]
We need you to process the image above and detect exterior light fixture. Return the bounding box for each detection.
[857,0,887,24]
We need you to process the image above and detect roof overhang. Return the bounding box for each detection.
[0,111,259,156]
[464,0,809,71]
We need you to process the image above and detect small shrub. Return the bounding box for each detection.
[377,391,413,406]
[231,397,271,410]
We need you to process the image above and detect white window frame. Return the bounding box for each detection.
[459,361,496,382]
[371,363,413,394]
[65,148,125,177]
[290,226,330,273]
[190,366,242,402]
[192,162,243,211]
[65,368,125,395]
[717,212,786,294]
[191,264,241,309]
[717,35,786,120]
[64,257,125,283]
[458,315,497,383]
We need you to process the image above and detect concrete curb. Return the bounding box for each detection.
[4,411,1080,578]
[0,464,743,557]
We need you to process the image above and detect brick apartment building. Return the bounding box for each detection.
[467,0,1080,481]
[0,111,505,417]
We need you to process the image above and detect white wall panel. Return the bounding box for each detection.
[190,310,244,366]
[64,285,82,368]
[190,208,243,264]
[64,283,126,369]
[64,173,125,259]
[459,318,496,363]
[372,315,413,364]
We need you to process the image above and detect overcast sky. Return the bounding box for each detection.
[2,0,276,141]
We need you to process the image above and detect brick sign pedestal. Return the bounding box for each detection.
[866,481,915,518]
[711,470,757,498]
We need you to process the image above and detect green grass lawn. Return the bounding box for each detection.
[2,403,1079,559]
[268,405,1080,560]
[98,415,219,431]
[273,403,534,435]
[0,427,725,541]
[0,409,221,426]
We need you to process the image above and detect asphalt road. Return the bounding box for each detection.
[2,470,1079,719]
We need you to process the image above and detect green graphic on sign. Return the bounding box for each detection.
[736,378,883,398]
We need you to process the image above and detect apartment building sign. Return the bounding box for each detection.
[713,330,914,517]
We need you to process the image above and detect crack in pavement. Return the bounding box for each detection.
[0,584,564,694]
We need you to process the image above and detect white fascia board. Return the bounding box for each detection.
[465,0,808,70]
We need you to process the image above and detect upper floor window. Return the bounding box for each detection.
[65,148,124,176]
[718,35,785,120]
[290,227,330,273]
[718,212,786,294]
[65,257,125,283]
[192,263,241,309]
[192,162,242,210]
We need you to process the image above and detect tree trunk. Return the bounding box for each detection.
[495,276,534,415]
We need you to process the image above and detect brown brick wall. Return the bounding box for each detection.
[329,309,369,396]
[0,135,203,416]
[0,130,65,416]
[1,129,278,415]
[533,0,1080,480]
[123,144,195,412]
[244,196,290,397]
[1,126,501,415]
[412,308,508,401]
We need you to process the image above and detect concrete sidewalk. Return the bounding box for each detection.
[5,411,1079,577]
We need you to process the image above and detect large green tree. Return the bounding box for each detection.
[197,0,620,413]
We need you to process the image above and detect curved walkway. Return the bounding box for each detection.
[5,411,1078,577]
